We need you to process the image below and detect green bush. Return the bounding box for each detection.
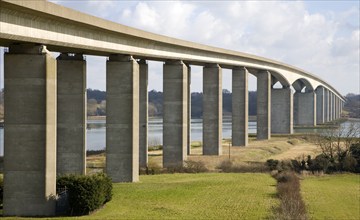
[57,173,112,216]
[266,159,279,171]
[350,143,360,173]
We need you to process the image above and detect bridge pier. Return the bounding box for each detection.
[3,45,56,216]
[139,60,148,168]
[203,64,222,155]
[163,60,188,167]
[257,70,271,139]
[329,92,333,121]
[294,91,316,126]
[232,67,248,146]
[187,64,192,155]
[106,55,139,182]
[271,87,293,134]
[316,87,325,124]
[324,89,330,122]
[57,53,86,175]
[331,93,336,120]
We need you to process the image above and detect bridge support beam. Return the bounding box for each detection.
[187,65,191,155]
[203,64,222,155]
[163,60,188,167]
[232,67,248,146]
[271,87,293,134]
[257,71,271,140]
[324,89,329,122]
[329,92,333,121]
[331,93,336,120]
[139,60,148,168]
[316,87,325,124]
[294,91,316,126]
[106,55,139,182]
[4,45,56,216]
[57,53,86,175]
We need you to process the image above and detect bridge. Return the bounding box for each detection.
[0,0,344,216]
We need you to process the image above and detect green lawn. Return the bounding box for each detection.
[39,173,275,220]
[301,174,360,220]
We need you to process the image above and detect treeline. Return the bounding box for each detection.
[0,89,358,119]
[87,89,257,117]
[344,93,360,118]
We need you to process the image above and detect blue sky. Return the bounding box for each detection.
[1,0,359,95]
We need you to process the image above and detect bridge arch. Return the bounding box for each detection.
[292,78,314,92]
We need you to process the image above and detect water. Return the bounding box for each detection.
[87,117,257,150]
[0,118,358,155]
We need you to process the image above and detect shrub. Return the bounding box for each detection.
[218,160,269,173]
[350,143,360,173]
[266,159,279,171]
[57,173,112,216]
[272,172,307,220]
[166,160,209,174]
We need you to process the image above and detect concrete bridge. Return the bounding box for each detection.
[0,0,344,216]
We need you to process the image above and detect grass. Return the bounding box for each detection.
[1,173,277,219]
[301,174,360,220]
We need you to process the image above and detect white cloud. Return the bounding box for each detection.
[35,1,360,94]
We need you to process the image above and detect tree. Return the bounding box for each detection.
[312,122,360,172]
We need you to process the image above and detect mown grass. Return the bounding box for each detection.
[1,173,277,219]
[301,174,360,220]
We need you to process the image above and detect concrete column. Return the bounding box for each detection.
[203,64,222,155]
[4,45,56,216]
[332,93,336,120]
[335,97,338,119]
[294,91,316,126]
[316,87,325,124]
[271,87,293,134]
[324,89,329,122]
[187,65,191,155]
[232,67,248,146]
[163,60,188,167]
[106,55,139,182]
[57,53,86,175]
[139,60,148,168]
[329,92,333,121]
[257,71,271,140]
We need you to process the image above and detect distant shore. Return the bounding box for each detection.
[88,115,258,122]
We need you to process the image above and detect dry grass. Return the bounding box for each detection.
[86,136,320,172]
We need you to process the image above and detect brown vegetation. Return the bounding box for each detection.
[271,172,308,220]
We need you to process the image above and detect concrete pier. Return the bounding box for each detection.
[257,71,271,139]
[139,60,148,168]
[316,87,325,124]
[57,53,86,175]
[163,60,188,167]
[232,67,248,146]
[271,87,293,134]
[324,89,329,122]
[329,92,333,121]
[106,55,139,182]
[187,65,191,155]
[294,91,316,126]
[203,64,222,155]
[4,45,56,216]
[331,93,336,120]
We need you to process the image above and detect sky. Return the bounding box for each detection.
[0,0,359,95]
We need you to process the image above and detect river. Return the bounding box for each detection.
[0,118,358,155]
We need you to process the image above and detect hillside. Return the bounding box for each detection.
[344,94,360,118]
